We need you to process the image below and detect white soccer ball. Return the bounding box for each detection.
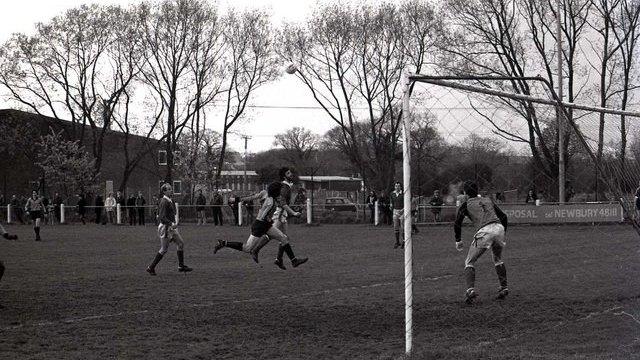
[285,63,298,74]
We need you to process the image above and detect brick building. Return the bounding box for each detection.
[0,109,165,202]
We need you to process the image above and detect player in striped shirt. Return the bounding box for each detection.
[145,183,193,275]
[454,181,509,304]
[25,190,45,241]
[213,182,308,268]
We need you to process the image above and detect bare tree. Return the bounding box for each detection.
[214,9,279,187]
[140,0,224,183]
[273,127,320,171]
[280,1,442,191]
[0,4,142,177]
[443,0,592,198]
[610,0,640,174]
[175,128,221,201]
[587,0,626,165]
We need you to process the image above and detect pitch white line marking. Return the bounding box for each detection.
[0,274,452,332]
[614,311,640,326]
[487,305,639,347]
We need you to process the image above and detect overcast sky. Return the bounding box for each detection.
[0,0,341,153]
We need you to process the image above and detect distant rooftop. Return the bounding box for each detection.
[298,176,362,182]
[220,170,258,176]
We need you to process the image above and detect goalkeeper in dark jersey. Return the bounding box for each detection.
[272,167,304,270]
[454,181,509,304]
[213,182,308,268]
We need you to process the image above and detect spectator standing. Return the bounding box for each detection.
[77,193,87,225]
[411,195,420,234]
[195,189,207,225]
[525,189,537,204]
[52,193,63,224]
[378,191,391,225]
[230,194,241,226]
[152,195,159,225]
[429,190,444,222]
[291,188,306,224]
[136,191,146,226]
[127,194,137,225]
[245,197,255,224]
[211,190,224,226]
[95,194,104,224]
[41,196,51,225]
[565,181,576,203]
[10,195,25,224]
[115,191,126,219]
[367,191,377,224]
[105,193,116,224]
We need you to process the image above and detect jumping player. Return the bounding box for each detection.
[213,182,308,268]
[272,167,304,270]
[390,181,405,249]
[454,180,509,304]
[145,183,193,275]
[24,190,44,241]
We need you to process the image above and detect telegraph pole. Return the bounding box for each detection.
[241,135,251,192]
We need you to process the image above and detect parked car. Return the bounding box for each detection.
[325,197,357,212]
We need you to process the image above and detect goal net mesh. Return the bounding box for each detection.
[408,77,640,233]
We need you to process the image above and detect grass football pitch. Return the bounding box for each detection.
[0,223,638,359]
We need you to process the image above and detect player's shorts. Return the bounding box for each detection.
[251,219,273,238]
[157,223,178,240]
[393,209,404,229]
[29,211,43,220]
[272,208,288,224]
[472,222,506,249]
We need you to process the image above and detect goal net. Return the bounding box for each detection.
[400,74,640,355]
[407,75,640,233]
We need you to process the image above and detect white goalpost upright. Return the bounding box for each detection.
[401,72,414,356]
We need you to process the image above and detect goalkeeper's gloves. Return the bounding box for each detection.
[455,240,464,251]
[293,212,302,218]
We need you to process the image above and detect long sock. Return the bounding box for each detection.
[282,243,295,261]
[177,250,185,267]
[495,264,507,288]
[277,244,285,261]
[395,231,400,244]
[464,267,475,290]
[254,237,270,254]
[149,253,163,269]
[0,261,4,282]
[225,241,244,251]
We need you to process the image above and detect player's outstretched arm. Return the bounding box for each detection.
[282,204,301,217]
[241,190,266,203]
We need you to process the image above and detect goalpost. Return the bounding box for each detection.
[401,73,640,355]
